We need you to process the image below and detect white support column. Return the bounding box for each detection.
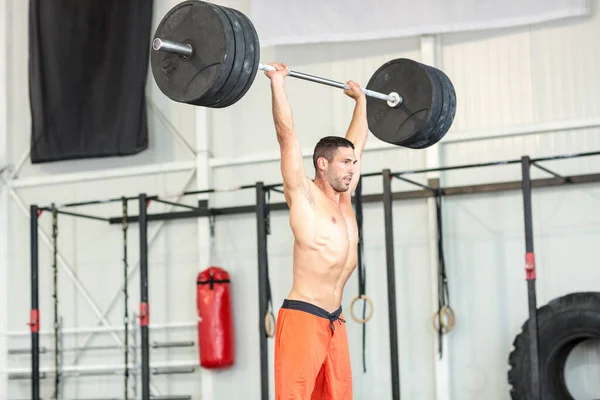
[0,0,9,398]
[195,107,214,399]
[421,34,451,400]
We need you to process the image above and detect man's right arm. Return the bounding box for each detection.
[267,64,310,206]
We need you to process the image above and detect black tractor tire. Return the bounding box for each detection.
[508,291,600,400]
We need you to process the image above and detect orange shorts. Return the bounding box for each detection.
[274,299,352,400]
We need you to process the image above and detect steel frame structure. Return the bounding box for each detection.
[27,149,600,400]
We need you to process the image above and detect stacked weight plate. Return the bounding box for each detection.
[151,0,260,108]
[365,58,456,149]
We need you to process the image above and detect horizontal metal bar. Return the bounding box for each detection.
[395,158,523,176]
[178,183,256,197]
[531,150,600,163]
[9,340,194,354]
[361,171,384,178]
[39,208,110,222]
[392,150,600,179]
[258,63,401,105]
[392,174,438,192]
[106,172,600,223]
[150,198,199,211]
[9,346,49,355]
[152,367,196,375]
[41,195,158,210]
[5,360,198,376]
[263,182,284,190]
[4,320,197,337]
[64,397,191,400]
[152,340,194,349]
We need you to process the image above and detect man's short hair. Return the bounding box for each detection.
[312,136,355,170]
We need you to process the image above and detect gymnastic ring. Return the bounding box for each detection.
[350,295,374,324]
[264,311,276,338]
[432,305,456,334]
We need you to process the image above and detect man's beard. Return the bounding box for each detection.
[328,174,349,193]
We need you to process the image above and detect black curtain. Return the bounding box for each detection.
[28,0,153,163]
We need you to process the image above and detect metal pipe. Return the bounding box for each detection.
[47,195,150,210]
[51,205,60,400]
[150,198,199,211]
[382,170,400,400]
[260,64,401,105]
[132,313,138,399]
[151,341,194,349]
[9,340,195,354]
[355,178,368,373]
[39,208,110,222]
[122,197,130,400]
[393,174,437,192]
[152,38,402,107]
[6,359,198,376]
[521,157,541,400]
[29,205,40,400]
[153,38,192,57]
[255,182,269,400]
[105,171,600,224]
[138,194,150,400]
[530,162,572,183]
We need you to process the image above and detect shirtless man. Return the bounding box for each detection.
[264,62,368,399]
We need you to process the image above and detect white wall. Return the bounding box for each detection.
[2,0,600,400]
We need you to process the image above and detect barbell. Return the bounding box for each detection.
[150,0,457,149]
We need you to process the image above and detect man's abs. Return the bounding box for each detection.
[287,231,357,313]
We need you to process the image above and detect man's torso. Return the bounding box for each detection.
[286,180,358,312]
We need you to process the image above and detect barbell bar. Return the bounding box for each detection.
[152,38,402,107]
[150,0,456,149]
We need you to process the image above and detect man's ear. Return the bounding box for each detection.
[317,156,328,171]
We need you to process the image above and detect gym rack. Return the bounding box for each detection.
[28,149,600,400]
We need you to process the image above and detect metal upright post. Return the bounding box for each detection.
[521,157,541,400]
[382,170,400,400]
[255,182,269,400]
[30,205,40,400]
[138,194,150,400]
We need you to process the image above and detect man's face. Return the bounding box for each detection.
[325,146,356,192]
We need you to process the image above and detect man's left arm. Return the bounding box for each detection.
[344,81,369,194]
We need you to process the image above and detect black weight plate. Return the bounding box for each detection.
[206,7,253,108]
[426,67,455,146]
[435,69,456,143]
[401,65,446,148]
[226,9,261,107]
[195,6,246,107]
[151,1,235,104]
[365,59,441,147]
[213,8,260,108]
[408,66,449,149]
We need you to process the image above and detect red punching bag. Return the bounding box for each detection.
[196,266,235,368]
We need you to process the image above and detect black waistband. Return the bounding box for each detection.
[281,299,342,319]
[282,299,346,332]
